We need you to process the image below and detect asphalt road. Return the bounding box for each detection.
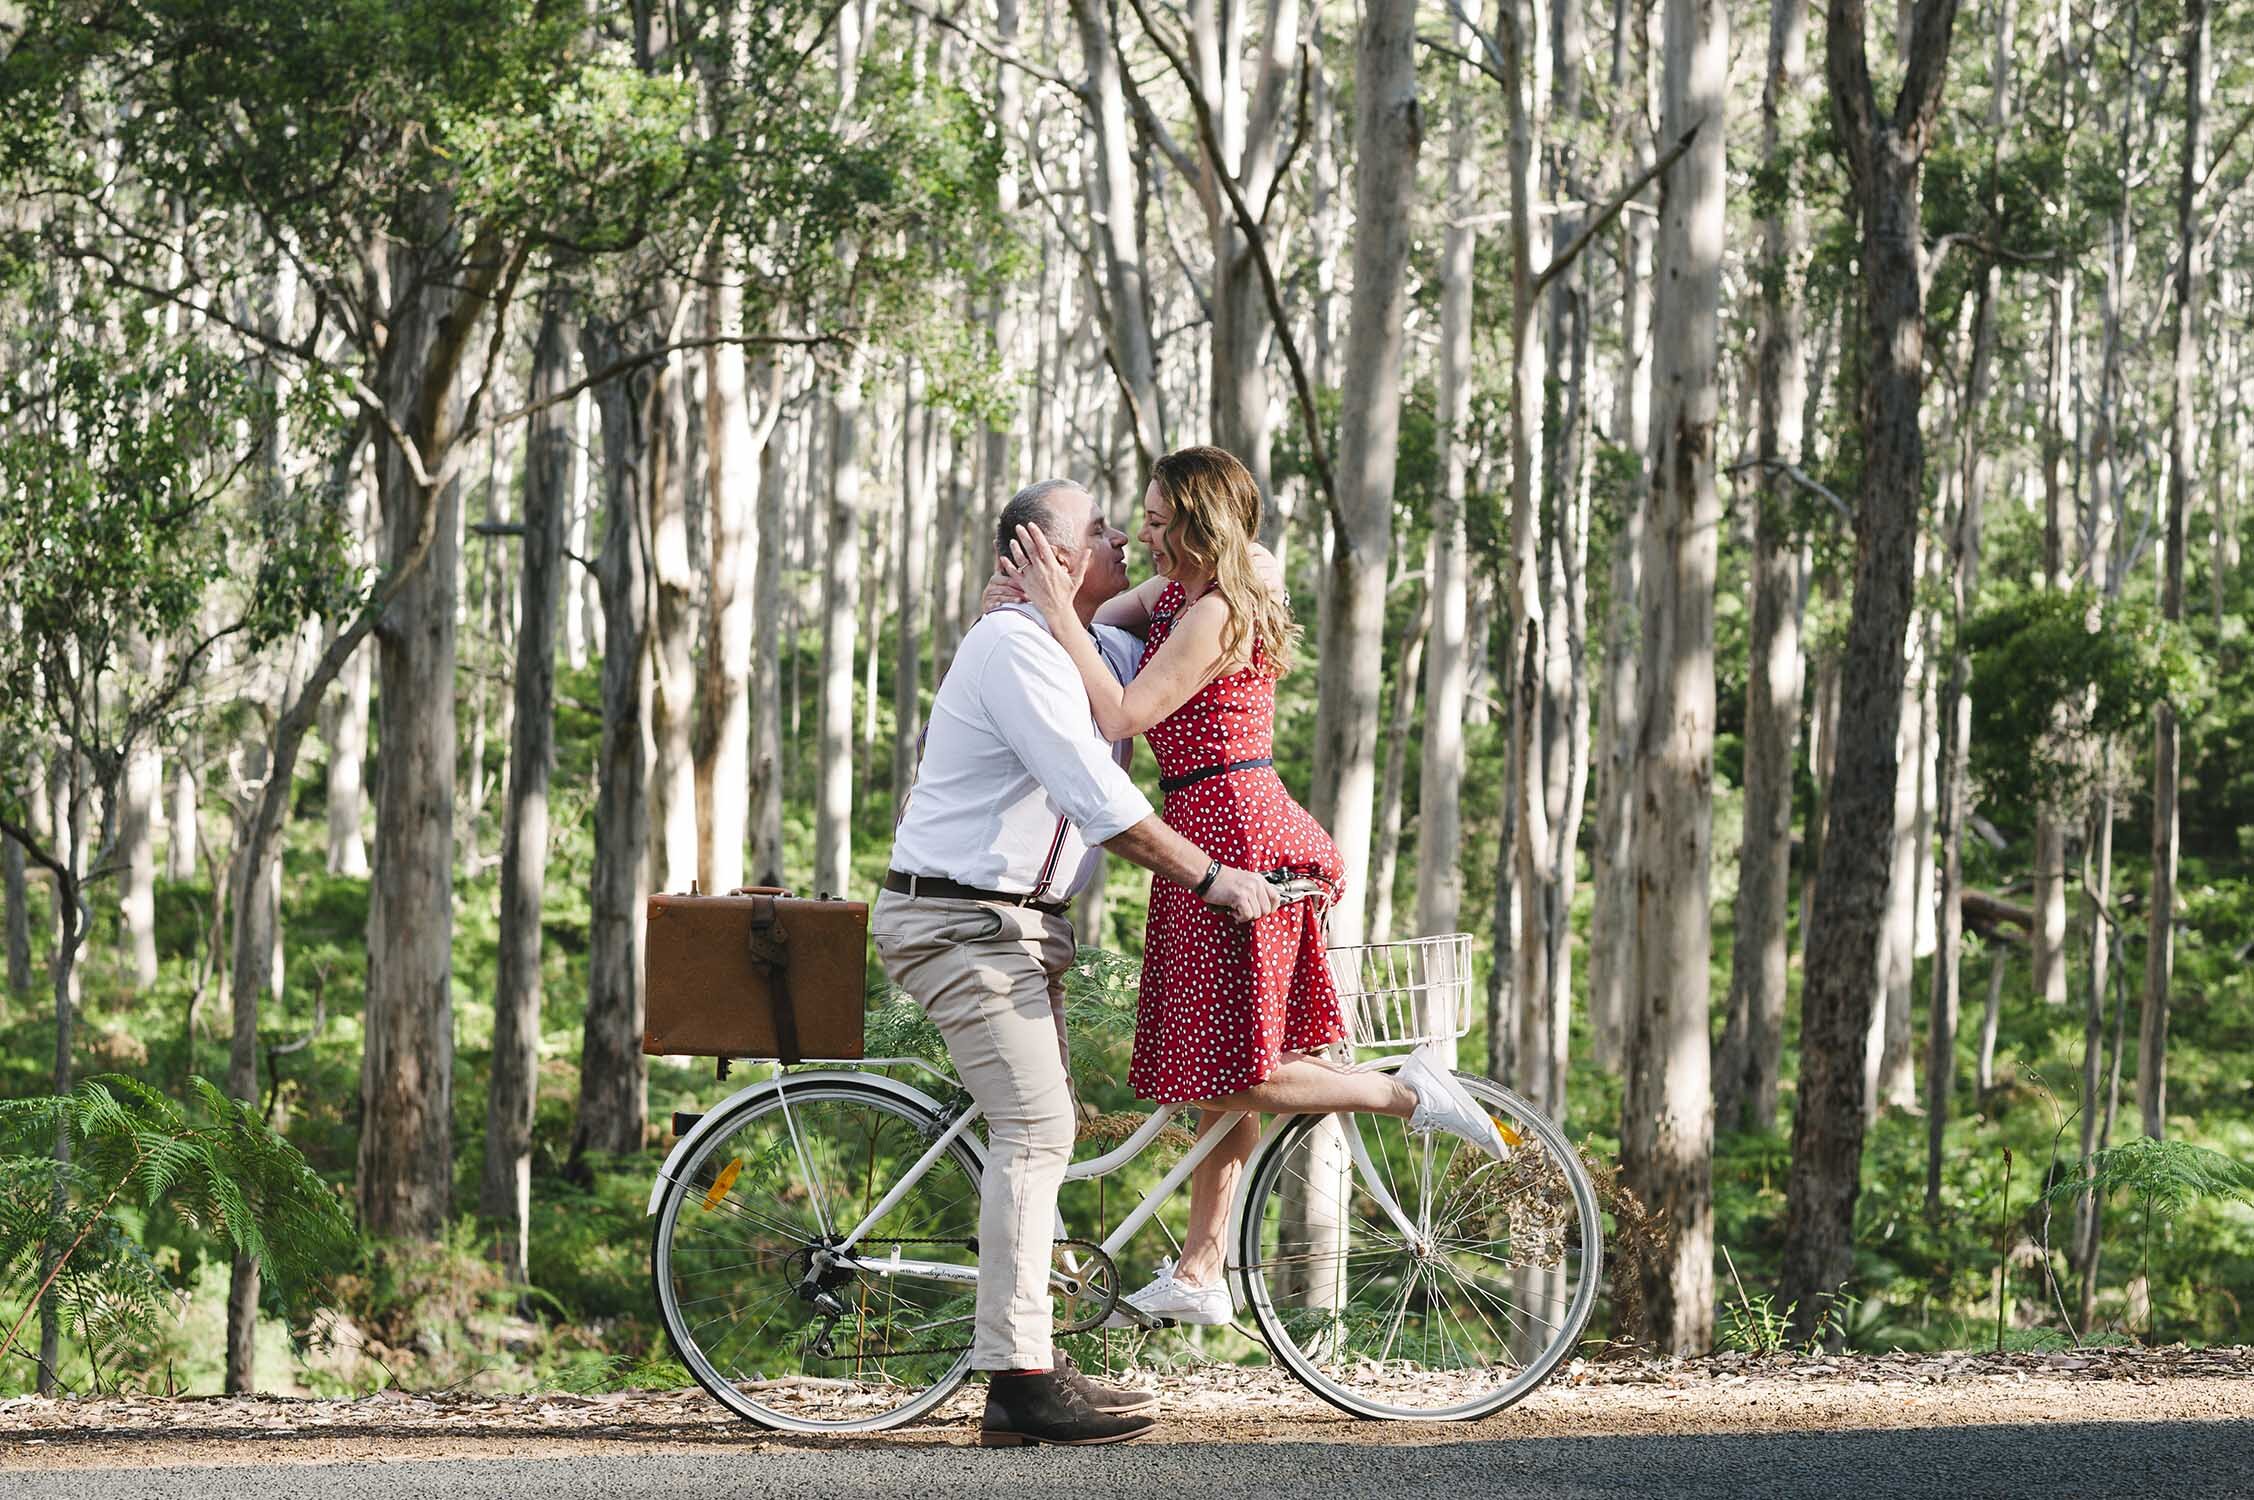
[6,1420,2248,1500]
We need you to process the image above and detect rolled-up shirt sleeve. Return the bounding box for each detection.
[980,628,1153,845]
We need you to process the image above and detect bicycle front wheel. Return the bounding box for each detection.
[1237,1071,1601,1420]
[652,1077,984,1432]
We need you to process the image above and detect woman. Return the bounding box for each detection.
[1001,445,1505,1329]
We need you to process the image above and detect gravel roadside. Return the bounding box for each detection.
[0,1349,2247,1490]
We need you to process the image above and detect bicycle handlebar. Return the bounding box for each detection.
[1264,870,1333,905]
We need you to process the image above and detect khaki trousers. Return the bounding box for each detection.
[869,889,1076,1371]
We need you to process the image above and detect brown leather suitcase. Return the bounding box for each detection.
[642,887,869,1063]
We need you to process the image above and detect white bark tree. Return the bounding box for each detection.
[1309,0,1420,948]
[1714,0,1813,1136]
[1416,6,1479,942]
[1621,0,1725,1357]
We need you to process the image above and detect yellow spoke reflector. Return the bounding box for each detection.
[703,1157,745,1211]
[1495,1120,1524,1149]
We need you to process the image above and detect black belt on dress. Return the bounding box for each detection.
[883,869,1069,916]
[1158,756,1273,794]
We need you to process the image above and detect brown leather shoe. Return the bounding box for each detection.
[980,1370,1156,1446]
[1055,1348,1158,1415]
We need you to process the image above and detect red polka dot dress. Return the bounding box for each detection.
[1128,580,1347,1105]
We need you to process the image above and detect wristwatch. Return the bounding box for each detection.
[1193,859,1222,899]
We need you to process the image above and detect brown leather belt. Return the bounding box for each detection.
[883,869,1069,917]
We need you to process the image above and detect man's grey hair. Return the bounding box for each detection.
[995,478,1088,559]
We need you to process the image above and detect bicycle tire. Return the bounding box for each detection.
[651,1076,985,1433]
[1235,1070,1602,1421]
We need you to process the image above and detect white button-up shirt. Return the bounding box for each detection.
[889,604,1148,900]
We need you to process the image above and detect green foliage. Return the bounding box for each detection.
[0,1076,353,1388]
[2041,1137,2254,1222]
[0,319,331,825]
[1965,587,2207,820]
[1718,1248,1856,1356]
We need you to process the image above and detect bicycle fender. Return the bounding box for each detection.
[644,1068,962,1215]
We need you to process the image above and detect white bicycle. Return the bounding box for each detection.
[646,882,1601,1432]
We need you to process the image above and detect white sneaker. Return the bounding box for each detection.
[1102,1257,1234,1328]
[1398,1045,1512,1161]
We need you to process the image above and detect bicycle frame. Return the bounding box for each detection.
[647,1054,1425,1298]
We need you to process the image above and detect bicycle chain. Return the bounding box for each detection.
[798,1237,1119,1362]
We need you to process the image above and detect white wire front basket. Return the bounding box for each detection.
[1324,932,1476,1050]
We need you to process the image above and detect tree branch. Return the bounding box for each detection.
[1121,0,1340,535]
[899,0,1085,94]
[1726,457,1854,526]
[1419,32,1507,91]
[1533,122,1703,297]
[0,819,71,889]
[2198,95,2254,193]
[1898,0,1967,139]
[1112,20,1208,194]
[1826,0,1879,184]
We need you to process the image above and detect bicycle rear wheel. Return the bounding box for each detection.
[651,1077,984,1432]
[1236,1070,1600,1420]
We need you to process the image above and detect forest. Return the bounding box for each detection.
[1,0,2251,1401]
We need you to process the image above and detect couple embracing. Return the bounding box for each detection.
[872,447,1506,1447]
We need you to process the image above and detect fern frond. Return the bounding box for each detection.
[2043,1136,2254,1218]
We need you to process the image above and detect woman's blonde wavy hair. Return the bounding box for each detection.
[1151,445,1301,679]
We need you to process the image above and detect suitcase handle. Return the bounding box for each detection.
[728,885,795,898]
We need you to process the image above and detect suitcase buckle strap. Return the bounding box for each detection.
[745,894,803,1066]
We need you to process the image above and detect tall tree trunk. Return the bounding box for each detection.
[893,359,938,817]
[2031,261,2074,1005]
[1716,0,1812,1136]
[1926,0,2014,1209]
[815,359,864,899]
[222,646,308,1392]
[1504,0,1562,1118]
[1309,0,1419,949]
[573,316,654,1166]
[569,387,599,672]
[932,390,971,678]
[1800,580,1844,910]
[694,271,753,896]
[1417,11,1478,939]
[37,777,88,1393]
[647,351,699,897]
[2141,0,2204,1142]
[480,297,571,1281]
[974,0,1024,636]
[359,216,491,1244]
[2,829,28,999]
[1074,0,1165,460]
[748,390,788,888]
[166,754,199,882]
[1193,0,1298,507]
[1589,0,1654,1071]
[322,442,374,878]
[119,653,162,989]
[1779,0,1963,1344]
[1368,582,1428,944]
[1620,0,1724,1356]
[1870,578,1927,1117]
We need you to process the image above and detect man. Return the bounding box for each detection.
[873,478,1280,1447]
